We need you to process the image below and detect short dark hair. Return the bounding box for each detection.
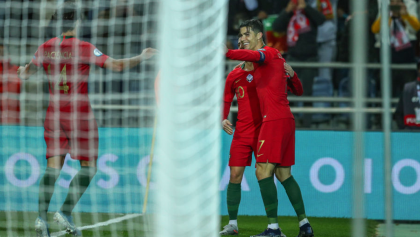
[239,19,264,35]
[51,0,80,33]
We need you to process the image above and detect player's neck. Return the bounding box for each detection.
[244,62,254,71]
[62,30,76,37]
[252,42,264,51]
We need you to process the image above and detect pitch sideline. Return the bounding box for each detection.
[51,213,143,236]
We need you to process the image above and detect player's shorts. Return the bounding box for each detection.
[44,115,99,161]
[229,137,259,167]
[255,118,295,166]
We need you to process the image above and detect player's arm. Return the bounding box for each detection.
[103,48,158,72]
[284,63,303,96]
[222,106,234,135]
[287,73,303,96]
[18,46,44,80]
[222,75,235,135]
[225,49,267,63]
[17,61,39,80]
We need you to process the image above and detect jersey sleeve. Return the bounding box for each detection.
[80,42,110,68]
[226,49,264,62]
[223,74,235,103]
[222,74,235,120]
[287,72,303,96]
[225,47,280,64]
[31,45,44,67]
[223,101,231,121]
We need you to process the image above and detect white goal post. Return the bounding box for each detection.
[155,0,227,237]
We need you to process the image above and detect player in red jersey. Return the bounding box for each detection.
[225,19,314,237]
[17,2,157,237]
[221,38,304,236]
[0,42,21,124]
[220,39,261,235]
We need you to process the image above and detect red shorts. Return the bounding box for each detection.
[255,118,295,166]
[229,137,258,166]
[44,116,99,161]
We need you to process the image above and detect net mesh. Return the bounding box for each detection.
[0,0,159,236]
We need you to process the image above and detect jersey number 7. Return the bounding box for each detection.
[47,64,69,94]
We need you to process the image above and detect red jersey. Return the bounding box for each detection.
[226,46,303,122]
[223,65,262,138]
[31,36,109,118]
[0,60,21,124]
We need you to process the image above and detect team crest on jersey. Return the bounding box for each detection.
[246,74,253,82]
[93,48,103,57]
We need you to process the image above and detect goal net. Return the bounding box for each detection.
[156,0,226,236]
[0,0,163,236]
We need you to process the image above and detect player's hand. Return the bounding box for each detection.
[17,66,24,76]
[222,119,233,135]
[284,62,294,78]
[17,64,29,80]
[140,48,158,60]
[211,43,228,55]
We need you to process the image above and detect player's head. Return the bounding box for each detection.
[51,0,81,34]
[238,19,264,50]
[238,37,244,49]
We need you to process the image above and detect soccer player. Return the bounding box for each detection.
[224,19,314,237]
[221,38,304,236]
[220,39,261,236]
[17,2,157,237]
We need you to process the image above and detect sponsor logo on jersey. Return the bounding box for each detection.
[246,74,253,82]
[94,48,103,57]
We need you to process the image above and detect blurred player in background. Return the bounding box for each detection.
[225,19,313,237]
[17,1,157,236]
[0,42,21,124]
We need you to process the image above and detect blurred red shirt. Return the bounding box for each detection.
[0,60,21,124]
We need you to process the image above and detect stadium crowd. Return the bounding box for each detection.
[0,0,420,130]
[226,0,420,130]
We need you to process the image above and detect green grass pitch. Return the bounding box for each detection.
[221,216,378,237]
[0,212,378,237]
